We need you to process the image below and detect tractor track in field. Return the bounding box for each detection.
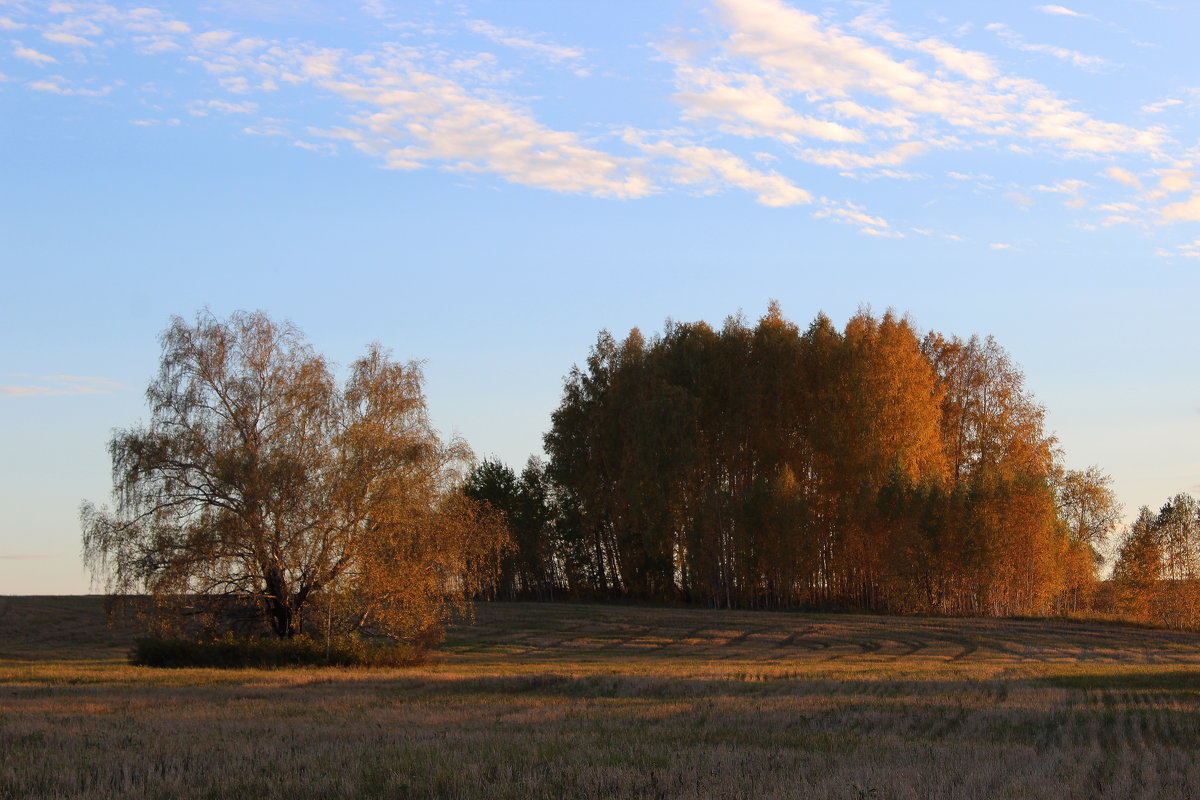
[438,604,1200,669]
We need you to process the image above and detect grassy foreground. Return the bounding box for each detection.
[3,598,1200,799]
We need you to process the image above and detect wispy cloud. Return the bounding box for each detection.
[672,66,865,144]
[1,375,124,398]
[1105,166,1142,189]
[814,200,901,237]
[306,60,653,198]
[12,42,57,65]
[1155,238,1200,259]
[188,98,259,115]
[43,31,94,47]
[626,132,810,207]
[987,23,1109,71]
[28,75,113,96]
[465,19,587,74]
[1034,179,1089,194]
[1036,5,1096,21]
[1141,98,1183,114]
[1160,194,1200,222]
[664,0,1161,175]
[6,0,1193,245]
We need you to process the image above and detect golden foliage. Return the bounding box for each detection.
[81,310,509,646]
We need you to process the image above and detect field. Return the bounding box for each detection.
[4,598,1200,799]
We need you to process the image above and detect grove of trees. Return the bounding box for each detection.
[468,304,1121,617]
[85,304,1191,650]
[82,310,508,648]
[1112,493,1200,629]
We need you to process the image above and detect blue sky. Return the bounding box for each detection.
[2,0,1198,593]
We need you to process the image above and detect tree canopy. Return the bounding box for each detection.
[81,310,507,646]
[1112,493,1200,628]
[472,304,1110,616]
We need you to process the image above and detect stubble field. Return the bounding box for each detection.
[3,596,1200,799]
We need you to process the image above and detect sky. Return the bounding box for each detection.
[1,0,1198,594]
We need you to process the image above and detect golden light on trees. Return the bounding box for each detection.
[81,310,507,647]
[484,303,1106,617]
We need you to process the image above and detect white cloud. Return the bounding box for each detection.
[189,98,259,115]
[292,139,336,154]
[1156,170,1193,194]
[1,375,122,398]
[1036,6,1094,20]
[860,226,904,238]
[465,19,585,69]
[1157,238,1200,259]
[18,0,1190,230]
[12,43,57,65]
[1005,191,1034,208]
[990,242,1012,249]
[119,16,653,199]
[680,0,1163,168]
[947,171,991,181]
[628,133,809,206]
[0,17,26,31]
[28,76,111,96]
[194,30,236,49]
[910,37,997,83]
[798,141,927,171]
[1034,179,1089,193]
[360,1,390,20]
[242,121,287,136]
[988,23,1108,71]
[1142,98,1183,114]
[1161,194,1200,222]
[312,62,653,198]
[43,31,94,47]
[1105,166,1142,189]
[674,67,864,144]
[815,200,901,236]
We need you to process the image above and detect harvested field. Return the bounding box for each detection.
[3,597,1200,799]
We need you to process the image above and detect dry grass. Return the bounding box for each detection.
[4,597,1200,798]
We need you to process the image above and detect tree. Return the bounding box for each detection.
[81,310,507,646]
[1112,506,1162,620]
[464,456,562,600]
[1111,496,1200,628]
[1056,466,1121,553]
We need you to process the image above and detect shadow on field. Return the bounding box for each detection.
[1043,670,1200,692]
[9,600,1200,800]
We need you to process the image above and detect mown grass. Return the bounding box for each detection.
[3,597,1200,798]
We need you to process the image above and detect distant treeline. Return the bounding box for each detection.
[1111,493,1200,629]
[467,304,1127,617]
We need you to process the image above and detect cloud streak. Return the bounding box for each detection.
[1,375,124,398]
[987,23,1109,71]
[465,20,586,71]
[1037,6,1096,21]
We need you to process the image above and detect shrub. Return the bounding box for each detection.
[130,633,426,668]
